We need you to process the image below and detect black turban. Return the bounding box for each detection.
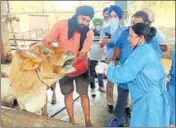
[76,6,95,19]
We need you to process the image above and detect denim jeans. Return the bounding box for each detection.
[88,58,104,89]
[114,86,129,118]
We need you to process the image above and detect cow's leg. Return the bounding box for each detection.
[51,82,57,105]
[42,95,48,117]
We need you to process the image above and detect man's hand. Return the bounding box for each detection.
[160,45,167,52]
[99,36,112,48]
[6,52,13,62]
[1,72,8,78]
[73,52,87,64]
[112,48,120,61]
[42,38,59,48]
[50,42,58,48]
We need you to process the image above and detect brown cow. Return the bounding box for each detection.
[9,43,75,116]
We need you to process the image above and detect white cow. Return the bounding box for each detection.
[9,43,75,116]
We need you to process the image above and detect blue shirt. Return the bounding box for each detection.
[169,45,175,86]
[115,28,132,89]
[149,28,166,57]
[168,44,175,124]
[100,24,127,58]
[116,28,133,64]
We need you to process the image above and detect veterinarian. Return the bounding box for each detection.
[96,23,171,127]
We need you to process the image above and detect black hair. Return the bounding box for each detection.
[131,23,156,43]
[132,11,151,24]
[103,7,109,13]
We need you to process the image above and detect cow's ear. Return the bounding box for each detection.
[20,58,41,70]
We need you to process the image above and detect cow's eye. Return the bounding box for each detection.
[43,49,49,55]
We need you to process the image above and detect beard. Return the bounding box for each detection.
[76,24,89,33]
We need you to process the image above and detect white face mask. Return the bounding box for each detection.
[108,17,120,34]
[95,25,102,32]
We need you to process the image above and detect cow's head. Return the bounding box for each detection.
[19,43,76,75]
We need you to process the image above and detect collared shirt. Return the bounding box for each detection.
[43,20,94,55]
[100,24,127,58]
[149,28,166,57]
[116,28,133,64]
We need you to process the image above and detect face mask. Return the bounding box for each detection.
[95,25,102,32]
[109,17,120,35]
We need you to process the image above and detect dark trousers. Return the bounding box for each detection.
[88,58,104,89]
[114,86,129,118]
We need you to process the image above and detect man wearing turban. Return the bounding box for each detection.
[43,6,95,127]
[99,5,126,114]
[92,18,104,36]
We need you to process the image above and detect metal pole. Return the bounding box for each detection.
[114,1,128,25]
[114,1,128,12]
[42,1,44,14]
[6,0,19,49]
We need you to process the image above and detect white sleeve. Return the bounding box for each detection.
[156,29,166,45]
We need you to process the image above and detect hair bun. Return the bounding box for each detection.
[144,26,156,42]
[149,27,156,38]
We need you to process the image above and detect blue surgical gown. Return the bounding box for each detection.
[107,43,171,127]
[168,45,175,125]
[115,28,165,90]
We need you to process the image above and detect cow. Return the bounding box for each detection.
[9,43,75,116]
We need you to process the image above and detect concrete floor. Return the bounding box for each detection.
[48,76,175,127]
[51,79,124,127]
[47,80,79,117]
[47,58,172,126]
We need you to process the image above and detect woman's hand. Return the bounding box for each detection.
[95,61,115,76]
[6,52,13,62]
[95,62,108,75]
